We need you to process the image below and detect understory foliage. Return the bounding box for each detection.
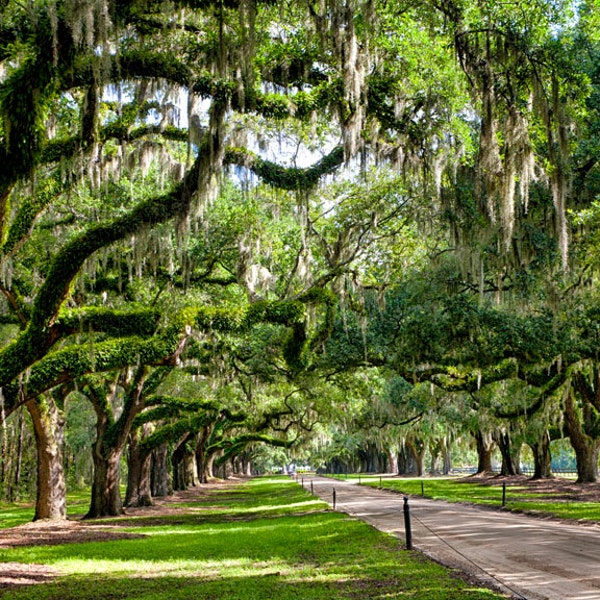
[1,0,600,516]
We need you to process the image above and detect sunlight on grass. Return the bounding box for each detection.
[205,498,326,514]
[358,476,600,522]
[0,506,34,529]
[0,478,505,600]
[55,555,291,578]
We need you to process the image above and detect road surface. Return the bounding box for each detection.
[308,476,600,600]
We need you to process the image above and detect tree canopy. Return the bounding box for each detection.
[2,0,600,518]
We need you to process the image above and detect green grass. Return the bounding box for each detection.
[0,503,35,529]
[0,490,97,530]
[361,476,600,522]
[0,477,502,600]
[366,477,506,505]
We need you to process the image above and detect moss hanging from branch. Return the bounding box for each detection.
[449,12,573,270]
[310,0,373,159]
[0,151,204,389]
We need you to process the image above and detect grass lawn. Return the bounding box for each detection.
[359,475,600,522]
[0,477,502,600]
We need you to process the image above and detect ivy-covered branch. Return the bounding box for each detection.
[134,396,221,428]
[0,332,187,417]
[211,433,294,466]
[55,307,162,339]
[224,146,344,190]
[0,175,62,259]
[0,153,202,388]
[395,359,520,394]
[139,412,217,455]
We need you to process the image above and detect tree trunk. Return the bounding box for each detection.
[361,442,381,472]
[397,444,417,475]
[406,439,426,477]
[151,443,172,497]
[529,431,552,479]
[386,448,398,475]
[206,451,216,479]
[474,431,494,474]
[196,425,213,484]
[86,449,124,518]
[125,428,153,507]
[172,433,194,490]
[429,440,442,475]
[495,430,519,476]
[441,437,453,475]
[26,397,67,521]
[12,408,25,500]
[564,391,600,483]
[184,450,200,485]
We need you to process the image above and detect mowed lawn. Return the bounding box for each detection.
[358,475,600,522]
[0,477,503,600]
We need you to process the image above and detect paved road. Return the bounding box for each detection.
[308,476,600,600]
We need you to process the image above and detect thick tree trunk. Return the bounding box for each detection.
[224,458,234,479]
[12,409,25,499]
[429,440,442,475]
[172,433,195,490]
[386,448,398,475]
[26,397,67,521]
[151,443,172,497]
[86,449,124,518]
[397,444,418,475]
[406,439,426,477]
[196,426,213,484]
[206,451,216,479]
[197,453,210,483]
[529,431,552,479]
[125,429,153,507]
[85,368,155,518]
[564,392,600,483]
[185,451,200,485]
[359,442,382,473]
[213,449,227,479]
[172,452,186,490]
[495,430,520,476]
[474,431,494,474]
[441,438,453,475]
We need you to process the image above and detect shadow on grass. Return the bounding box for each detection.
[0,512,500,600]
[0,570,500,600]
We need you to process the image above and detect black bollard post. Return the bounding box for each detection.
[302,477,304,489]
[403,496,413,550]
[311,480,314,495]
[421,480,424,496]
[502,482,506,507]
[333,488,337,510]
